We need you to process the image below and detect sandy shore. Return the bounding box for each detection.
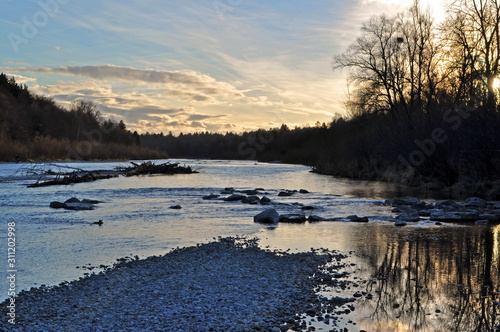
[1,237,354,331]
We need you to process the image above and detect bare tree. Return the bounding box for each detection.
[333,1,439,116]
[445,0,500,111]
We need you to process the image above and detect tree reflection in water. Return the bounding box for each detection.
[356,225,500,332]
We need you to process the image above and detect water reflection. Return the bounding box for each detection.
[356,225,500,332]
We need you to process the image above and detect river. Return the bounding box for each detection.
[0,159,498,331]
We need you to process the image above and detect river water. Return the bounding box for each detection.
[0,159,499,331]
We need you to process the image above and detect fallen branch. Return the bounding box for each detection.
[26,161,196,187]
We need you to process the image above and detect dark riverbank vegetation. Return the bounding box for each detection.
[142,0,500,199]
[0,73,167,161]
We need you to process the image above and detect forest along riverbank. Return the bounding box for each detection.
[0,238,358,332]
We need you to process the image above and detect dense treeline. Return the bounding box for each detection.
[142,0,500,198]
[0,73,167,161]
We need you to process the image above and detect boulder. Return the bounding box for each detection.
[464,197,487,208]
[308,215,326,222]
[435,200,462,211]
[63,202,95,210]
[202,194,220,200]
[392,197,420,206]
[279,214,307,224]
[347,215,369,222]
[278,191,293,197]
[430,212,462,223]
[456,211,479,222]
[418,210,433,217]
[169,205,182,209]
[49,201,67,209]
[241,189,258,195]
[82,199,102,204]
[299,189,310,194]
[397,211,420,222]
[254,209,279,224]
[224,194,245,201]
[221,188,234,194]
[301,206,315,210]
[260,196,271,204]
[242,195,260,204]
[395,220,407,226]
[50,198,97,210]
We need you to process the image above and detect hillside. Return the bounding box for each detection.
[0,73,167,161]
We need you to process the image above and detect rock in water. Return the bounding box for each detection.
[254,208,280,224]
[260,196,271,204]
[169,205,182,210]
[279,214,307,224]
[224,194,245,201]
[202,194,220,200]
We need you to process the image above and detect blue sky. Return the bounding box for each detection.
[1,0,445,134]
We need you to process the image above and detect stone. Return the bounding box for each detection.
[430,212,461,223]
[397,211,420,222]
[65,197,81,203]
[279,214,307,224]
[81,199,101,204]
[299,189,309,194]
[260,196,271,204]
[50,198,98,210]
[241,190,258,195]
[202,194,220,200]
[49,201,66,209]
[278,191,293,197]
[224,194,245,202]
[63,202,95,210]
[392,197,420,206]
[242,196,260,204]
[435,200,461,211]
[395,220,407,226]
[301,206,315,210]
[456,211,479,221]
[308,215,325,222]
[169,205,182,209]
[347,215,369,222]
[255,188,265,191]
[253,208,280,224]
[464,197,487,208]
[418,210,433,217]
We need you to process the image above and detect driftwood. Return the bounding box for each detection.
[28,172,119,188]
[26,161,196,187]
[116,161,196,177]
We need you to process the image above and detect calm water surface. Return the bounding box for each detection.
[0,159,498,331]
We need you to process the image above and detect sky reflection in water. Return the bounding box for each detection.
[0,160,498,331]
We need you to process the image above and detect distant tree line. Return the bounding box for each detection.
[0,73,166,161]
[142,0,500,198]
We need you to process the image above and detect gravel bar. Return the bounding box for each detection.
[1,237,352,331]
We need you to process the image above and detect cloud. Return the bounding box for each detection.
[5,73,37,84]
[2,65,245,104]
[187,114,225,121]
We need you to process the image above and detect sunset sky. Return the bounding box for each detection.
[1,0,445,134]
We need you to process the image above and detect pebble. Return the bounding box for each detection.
[0,237,353,331]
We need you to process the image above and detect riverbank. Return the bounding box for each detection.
[0,237,355,331]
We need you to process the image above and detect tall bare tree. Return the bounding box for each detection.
[445,0,500,111]
[333,1,439,116]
